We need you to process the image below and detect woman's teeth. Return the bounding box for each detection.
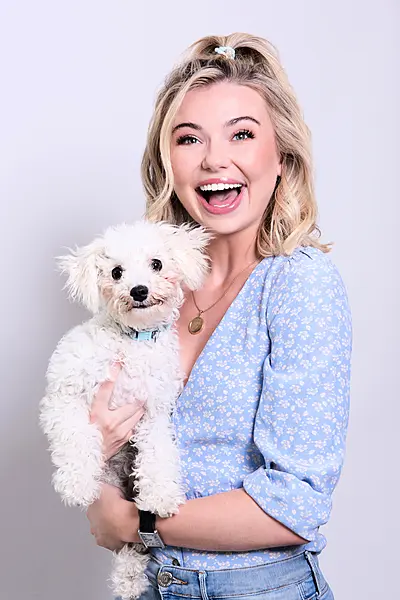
[196,182,244,210]
[199,183,242,192]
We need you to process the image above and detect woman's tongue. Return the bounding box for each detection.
[207,189,238,206]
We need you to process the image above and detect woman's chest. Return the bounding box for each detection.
[176,294,229,385]
[176,284,258,385]
[173,301,270,443]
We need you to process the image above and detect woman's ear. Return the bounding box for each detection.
[57,237,104,313]
[162,222,212,291]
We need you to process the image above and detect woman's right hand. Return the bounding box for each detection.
[89,363,145,461]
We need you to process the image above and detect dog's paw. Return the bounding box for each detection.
[53,469,102,507]
[157,506,179,518]
[135,495,184,517]
[110,545,150,600]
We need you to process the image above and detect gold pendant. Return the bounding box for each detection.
[188,315,204,335]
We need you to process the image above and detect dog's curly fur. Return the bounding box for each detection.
[39,220,210,599]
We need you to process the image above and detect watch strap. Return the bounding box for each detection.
[138,510,165,549]
[139,510,156,533]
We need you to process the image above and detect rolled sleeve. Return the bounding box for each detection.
[243,248,352,542]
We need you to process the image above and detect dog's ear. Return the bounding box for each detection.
[165,223,212,291]
[57,237,104,313]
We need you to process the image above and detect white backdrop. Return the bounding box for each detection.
[1,1,398,599]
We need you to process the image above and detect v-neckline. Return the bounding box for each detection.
[179,256,269,399]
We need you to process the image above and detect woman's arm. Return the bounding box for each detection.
[121,488,307,550]
[241,250,352,544]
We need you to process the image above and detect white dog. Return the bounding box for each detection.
[39,220,210,599]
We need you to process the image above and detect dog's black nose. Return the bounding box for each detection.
[130,285,149,302]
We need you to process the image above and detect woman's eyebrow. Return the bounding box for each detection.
[226,116,261,127]
[172,121,202,133]
[172,115,261,134]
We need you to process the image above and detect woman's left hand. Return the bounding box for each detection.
[86,483,134,551]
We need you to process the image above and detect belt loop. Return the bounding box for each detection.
[304,551,322,596]
[198,570,209,600]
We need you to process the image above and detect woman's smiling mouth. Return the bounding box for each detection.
[195,179,246,215]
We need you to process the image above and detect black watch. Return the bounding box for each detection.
[137,510,165,548]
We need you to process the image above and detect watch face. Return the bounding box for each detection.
[138,531,165,548]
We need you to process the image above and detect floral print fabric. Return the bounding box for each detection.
[152,246,352,569]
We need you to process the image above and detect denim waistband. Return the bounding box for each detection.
[145,550,325,597]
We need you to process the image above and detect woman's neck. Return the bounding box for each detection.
[204,228,260,289]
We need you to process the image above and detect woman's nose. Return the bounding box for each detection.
[201,141,231,171]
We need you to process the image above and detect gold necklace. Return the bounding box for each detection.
[188,258,260,335]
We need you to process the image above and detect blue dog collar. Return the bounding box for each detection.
[124,323,171,342]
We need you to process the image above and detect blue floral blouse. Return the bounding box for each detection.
[152,245,352,569]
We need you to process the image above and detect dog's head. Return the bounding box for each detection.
[57,220,211,329]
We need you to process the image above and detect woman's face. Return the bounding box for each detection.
[170,81,281,237]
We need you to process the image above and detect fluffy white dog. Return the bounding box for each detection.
[39,220,210,599]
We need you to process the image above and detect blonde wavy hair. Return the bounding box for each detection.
[141,32,331,257]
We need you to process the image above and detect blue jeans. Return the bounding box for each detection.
[116,550,334,599]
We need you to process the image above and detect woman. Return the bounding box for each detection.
[87,33,352,599]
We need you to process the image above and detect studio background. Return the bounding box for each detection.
[1,1,398,599]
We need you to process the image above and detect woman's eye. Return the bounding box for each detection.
[176,135,200,145]
[112,266,123,280]
[232,129,255,141]
[151,258,162,272]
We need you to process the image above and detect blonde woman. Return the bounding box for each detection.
[87,33,352,600]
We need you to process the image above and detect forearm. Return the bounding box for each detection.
[122,488,307,551]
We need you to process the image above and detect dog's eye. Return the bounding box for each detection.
[151,259,162,272]
[112,266,123,280]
